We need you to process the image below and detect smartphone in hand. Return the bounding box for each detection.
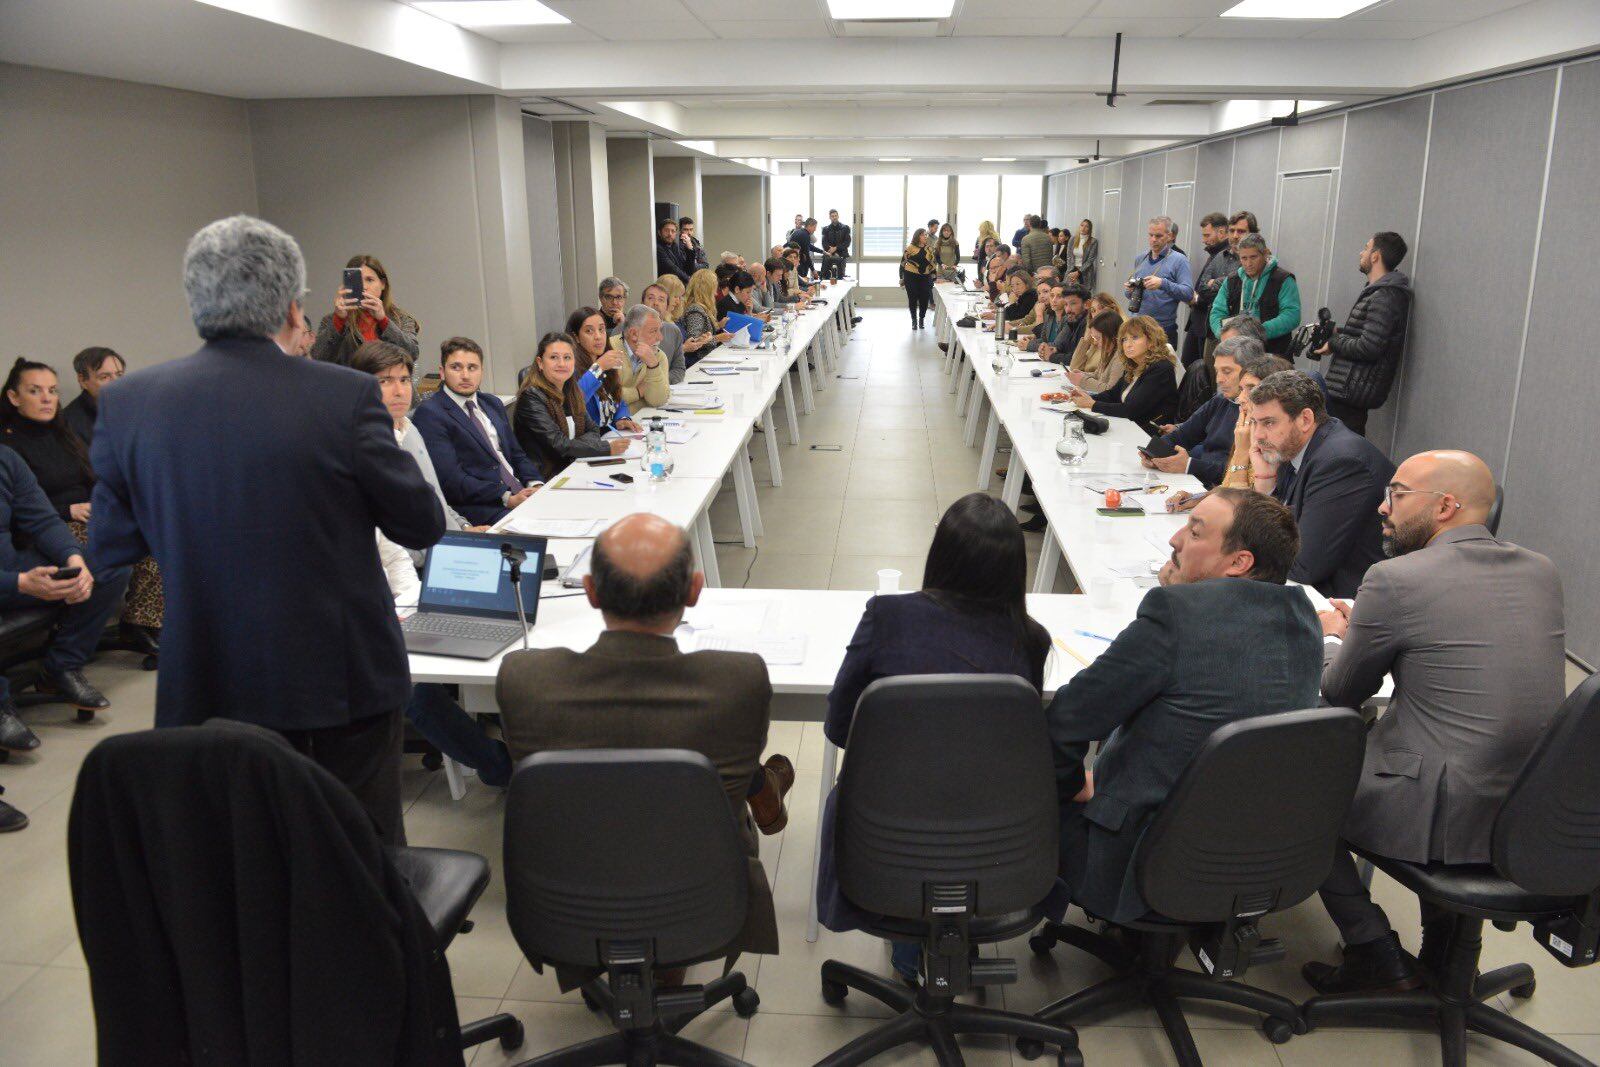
[342,267,364,304]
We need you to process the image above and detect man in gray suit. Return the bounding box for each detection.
[1304,450,1566,995]
[496,514,790,978]
[1048,489,1323,924]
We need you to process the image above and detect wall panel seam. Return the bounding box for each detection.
[1387,92,1437,458]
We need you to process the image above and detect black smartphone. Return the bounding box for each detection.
[342,267,364,304]
[610,473,634,484]
[51,566,82,581]
[1094,507,1146,517]
[1138,436,1179,460]
[589,457,627,467]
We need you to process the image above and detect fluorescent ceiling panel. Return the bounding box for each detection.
[411,0,569,26]
[1221,0,1380,16]
[826,0,956,18]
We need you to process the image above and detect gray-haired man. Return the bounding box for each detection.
[599,276,629,336]
[1127,215,1194,348]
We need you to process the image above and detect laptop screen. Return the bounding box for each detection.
[417,531,547,620]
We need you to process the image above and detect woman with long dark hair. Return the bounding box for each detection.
[816,493,1053,981]
[564,307,641,435]
[309,254,419,365]
[513,333,630,475]
[0,358,163,649]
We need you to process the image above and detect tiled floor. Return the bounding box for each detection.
[1,309,1596,1065]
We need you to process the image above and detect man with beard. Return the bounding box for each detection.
[1302,450,1566,995]
[1247,371,1392,598]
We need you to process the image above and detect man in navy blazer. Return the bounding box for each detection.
[1145,335,1259,488]
[1047,489,1322,924]
[412,336,545,528]
[89,216,444,844]
[1248,371,1393,599]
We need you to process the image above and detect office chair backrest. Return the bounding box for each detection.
[1137,707,1365,923]
[504,749,747,969]
[835,674,1058,920]
[1487,484,1504,536]
[1493,673,1600,897]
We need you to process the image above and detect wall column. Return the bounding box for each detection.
[605,136,657,295]
[652,155,703,231]
[551,121,613,310]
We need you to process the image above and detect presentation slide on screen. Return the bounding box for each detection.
[431,545,504,593]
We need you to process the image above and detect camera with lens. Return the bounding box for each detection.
[1290,307,1337,361]
[1126,277,1145,314]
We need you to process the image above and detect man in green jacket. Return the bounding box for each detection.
[1210,232,1301,355]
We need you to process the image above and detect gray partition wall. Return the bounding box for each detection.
[1051,55,1600,667]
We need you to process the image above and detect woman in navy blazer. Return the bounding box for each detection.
[411,336,545,527]
[817,493,1054,981]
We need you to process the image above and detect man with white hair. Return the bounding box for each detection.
[1126,215,1194,348]
[89,215,444,844]
[607,304,672,410]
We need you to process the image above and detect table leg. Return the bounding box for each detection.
[737,438,764,538]
[694,510,723,587]
[1002,452,1026,510]
[762,401,783,487]
[976,406,1000,490]
[807,734,840,944]
[1032,525,1061,593]
[781,374,800,445]
[963,388,985,447]
[797,343,817,414]
[806,338,826,399]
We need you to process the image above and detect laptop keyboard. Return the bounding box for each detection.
[404,614,523,641]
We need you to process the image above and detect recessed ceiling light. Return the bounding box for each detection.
[776,157,811,163]
[981,157,1017,162]
[827,0,956,19]
[1220,0,1379,17]
[411,0,568,27]
[878,157,912,162]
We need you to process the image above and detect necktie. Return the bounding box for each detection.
[464,399,521,492]
[1277,462,1298,502]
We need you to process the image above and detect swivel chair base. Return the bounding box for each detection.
[1303,915,1591,1067]
[817,959,1082,1067]
[528,970,758,1066]
[1026,922,1303,1067]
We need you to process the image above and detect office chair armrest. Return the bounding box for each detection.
[1533,891,1600,969]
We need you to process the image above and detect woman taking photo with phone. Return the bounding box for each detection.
[514,333,631,476]
[310,254,419,366]
[900,227,935,331]
[565,308,642,435]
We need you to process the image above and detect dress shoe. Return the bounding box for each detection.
[0,704,40,753]
[0,789,26,833]
[1302,932,1424,995]
[851,316,862,325]
[1019,512,1049,533]
[40,668,110,711]
[748,754,796,835]
[938,342,949,352]
[118,621,160,657]
[1021,501,1041,514]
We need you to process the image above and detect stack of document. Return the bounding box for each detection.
[497,516,605,538]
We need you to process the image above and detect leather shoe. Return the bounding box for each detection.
[40,668,110,711]
[1019,512,1049,533]
[1302,932,1424,995]
[938,342,949,352]
[1021,501,1041,514]
[0,704,40,753]
[0,789,26,833]
[118,621,160,657]
[748,754,796,835]
[851,316,862,325]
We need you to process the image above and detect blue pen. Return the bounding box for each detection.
[1074,628,1116,643]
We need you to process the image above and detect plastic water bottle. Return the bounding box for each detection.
[644,417,673,483]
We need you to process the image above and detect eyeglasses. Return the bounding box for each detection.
[1385,486,1460,510]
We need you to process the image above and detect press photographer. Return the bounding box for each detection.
[1315,231,1412,436]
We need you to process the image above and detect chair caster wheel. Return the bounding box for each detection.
[76,708,95,724]
[1262,1016,1296,1044]
[1028,933,1055,956]
[580,989,602,1012]
[421,751,443,772]
[733,987,760,1017]
[1511,980,1536,1000]
[0,750,9,763]
[141,655,158,671]
[500,1020,525,1049]
[1016,1038,1044,1060]
[821,978,848,1005]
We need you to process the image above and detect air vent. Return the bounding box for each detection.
[838,19,941,35]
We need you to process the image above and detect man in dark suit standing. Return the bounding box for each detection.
[1247,371,1393,598]
[412,337,545,527]
[1047,489,1322,924]
[1303,450,1566,994]
[497,513,786,975]
[820,209,851,281]
[786,218,826,280]
[90,215,445,844]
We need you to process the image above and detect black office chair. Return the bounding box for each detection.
[814,675,1082,1067]
[1025,707,1366,1066]
[503,749,759,1067]
[1302,673,1600,1067]
[1487,483,1504,536]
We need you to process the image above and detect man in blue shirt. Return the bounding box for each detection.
[1126,215,1194,348]
[1145,335,1261,488]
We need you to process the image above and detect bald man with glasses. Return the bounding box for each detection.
[1303,450,1567,996]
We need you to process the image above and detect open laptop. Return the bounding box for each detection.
[402,531,547,659]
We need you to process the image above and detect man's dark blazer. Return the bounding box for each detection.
[1271,417,1393,598]
[1162,392,1238,488]
[655,239,691,284]
[412,388,545,527]
[821,221,852,258]
[89,336,445,733]
[786,226,825,277]
[1046,578,1322,924]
